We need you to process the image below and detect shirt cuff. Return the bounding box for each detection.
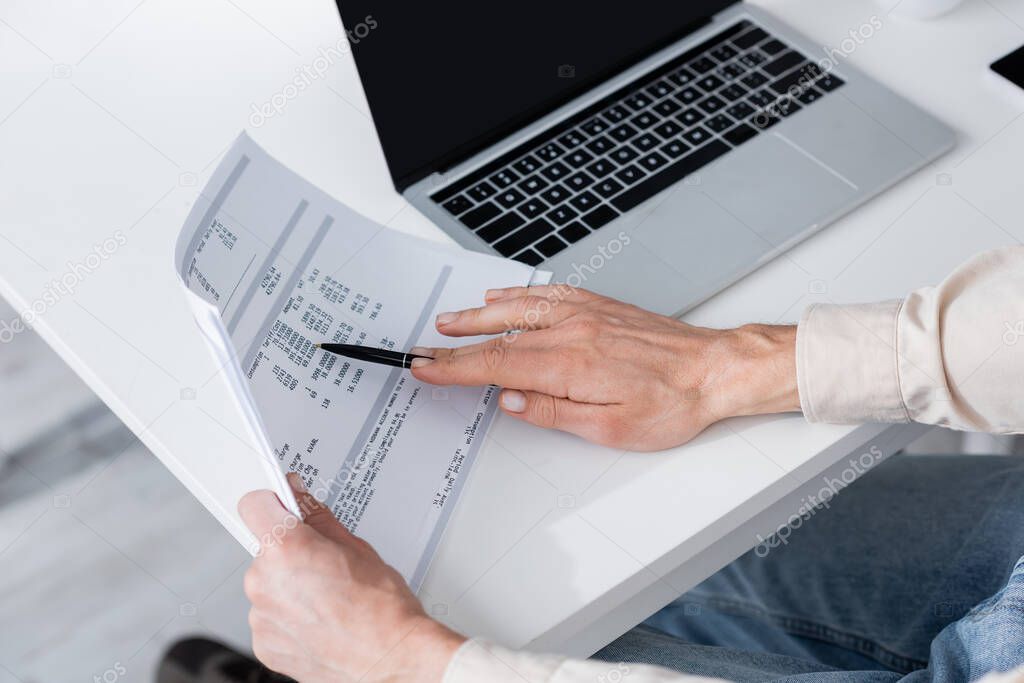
[443,639,563,683]
[796,300,909,424]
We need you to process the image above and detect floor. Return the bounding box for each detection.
[0,303,252,683]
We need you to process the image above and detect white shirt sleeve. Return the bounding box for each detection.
[797,246,1024,431]
[443,640,725,683]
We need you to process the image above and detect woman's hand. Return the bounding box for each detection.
[411,286,798,451]
[240,474,464,683]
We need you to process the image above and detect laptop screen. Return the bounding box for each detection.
[335,1,737,191]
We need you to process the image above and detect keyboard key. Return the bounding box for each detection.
[646,80,674,99]
[611,140,730,212]
[775,96,801,117]
[624,92,653,110]
[585,158,616,178]
[675,87,702,105]
[720,83,748,101]
[797,87,823,105]
[582,205,619,230]
[816,74,844,92]
[564,170,595,191]
[770,64,816,95]
[593,177,625,198]
[547,204,580,226]
[639,151,668,172]
[602,105,631,123]
[513,155,542,175]
[677,107,705,126]
[581,118,610,135]
[750,112,780,130]
[495,188,525,209]
[559,221,591,243]
[660,138,691,158]
[632,133,659,151]
[570,190,600,212]
[630,111,659,129]
[697,75,724,92]
[535,143,564,163]
[653,99,682,117]
[536,234,569,258]
[764,50,805,77]
[512,249,544,266]
[689,56,717,73]
[682,126,712,146]
[540,161,570,181]
[518,197,548,219]
[667,67,696,87]
[540,184,570,204]
[739,52,767,69]
[653,120,683,138]
[761,39,787,56]
[489,169,519,189]
[718,62,746,80]
[586,135,615,154]
[461,201,501,229]
[494,219,555,256]
[467,181,496,202]
[726,101,756,120]
[741,71,769,89]
[724,123,758,146]
[442,195,473,215]
[698,96,726,114]
[711,44,738,62]
[748,89,776,108]
[609,123,639,142]
[477,212,526,243]
[565,149,595,168]
[610,146,639,163]
[615,164,645,185]
[557,129,587,149]
[518,174,548,195]
[705,114,735,134]
[734,26,768,50]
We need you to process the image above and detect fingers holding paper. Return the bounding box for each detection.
[238,475,464,683]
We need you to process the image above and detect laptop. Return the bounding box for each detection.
[334,2,955,316]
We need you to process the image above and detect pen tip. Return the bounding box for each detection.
[314,342,322,348]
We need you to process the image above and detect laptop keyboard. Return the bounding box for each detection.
[430,20,845,266]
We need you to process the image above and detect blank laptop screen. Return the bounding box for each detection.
[335,1,737,190]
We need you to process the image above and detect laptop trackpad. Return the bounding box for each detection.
[625,132,857,290]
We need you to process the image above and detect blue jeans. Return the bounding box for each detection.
[594,454,1024,681]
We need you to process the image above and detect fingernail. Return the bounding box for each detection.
[501,389,527,412]
[410,346,431,356]
[485,288,507,301]
[411,357,433,368]
[436,311,459,326]
[286,472,307,492]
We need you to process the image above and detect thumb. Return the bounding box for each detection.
[238,489,302,553]
[286,472,360,546]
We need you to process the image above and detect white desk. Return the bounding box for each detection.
[2,0,1022,658]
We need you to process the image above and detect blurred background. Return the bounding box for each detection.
[0,297,253,683]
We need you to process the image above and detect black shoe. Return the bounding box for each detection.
[157,637,294,683]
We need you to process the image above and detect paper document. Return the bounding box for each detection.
[174,133,549,589]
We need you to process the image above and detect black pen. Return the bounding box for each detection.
[315,342,434,369]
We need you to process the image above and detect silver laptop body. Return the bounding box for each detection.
[404,4,954,316]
